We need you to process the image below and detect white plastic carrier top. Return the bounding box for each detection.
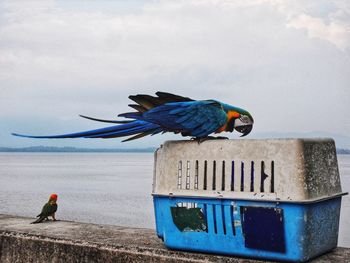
[152,138,344,202]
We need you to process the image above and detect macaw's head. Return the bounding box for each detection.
[49,193,58,203]
[221,103,254,137]
[233,110,254,137]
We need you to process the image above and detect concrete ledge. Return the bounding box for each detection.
[0,214,349,263]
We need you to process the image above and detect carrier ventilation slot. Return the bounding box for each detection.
[231,205,236,236]
[177,161,182,189]
[250,161,254,192]
[204,160,207,190]
[213,204,217,234]
[271,161,275,193]
[231,161,235,191]
[186,161,190,190]
[221,161,226,191]
[207,204,236,236]
[240,162,244,192]
[194,160,199,190]
[177,160,275,193]
[176,202,198,208]
[212,161,216,191]
[221,204,226,235]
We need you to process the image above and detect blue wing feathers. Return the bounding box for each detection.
[142,100,227,137]
[175,111,197,124]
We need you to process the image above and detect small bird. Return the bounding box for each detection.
[12,92,254,141]
[31,194,58,224]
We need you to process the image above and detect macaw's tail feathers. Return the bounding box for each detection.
[119,91,194,120]
[118,112,142,119]
[121,126,164,142]
[31,216,45,224]
[129,94,162,111]
[12,120,163,141]
[128,92,193,110]
[155,91,193,102]
[128,104,147,113]
[79,115,132,124]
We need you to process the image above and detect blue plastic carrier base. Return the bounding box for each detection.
[153,196,342,262]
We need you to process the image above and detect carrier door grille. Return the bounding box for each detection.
[177,160,275,194]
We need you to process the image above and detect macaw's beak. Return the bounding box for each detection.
[235,124,253,137]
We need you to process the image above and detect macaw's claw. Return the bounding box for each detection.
[191,136,229,144]
[213,136,229,140]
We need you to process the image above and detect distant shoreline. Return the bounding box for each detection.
[0,146,156,153]
[0,146,349,154]
[336,149,350,154]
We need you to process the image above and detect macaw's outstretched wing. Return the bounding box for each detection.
[12,120,163,142]
[133,100,228,138]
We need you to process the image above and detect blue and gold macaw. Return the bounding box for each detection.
[12,92,254,141]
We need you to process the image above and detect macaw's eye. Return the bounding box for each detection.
[240,115,250,123]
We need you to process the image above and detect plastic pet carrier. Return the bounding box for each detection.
[152,139,347,262]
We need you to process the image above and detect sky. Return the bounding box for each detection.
[0,0,349,148]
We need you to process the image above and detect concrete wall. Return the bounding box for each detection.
[1,215,349,263]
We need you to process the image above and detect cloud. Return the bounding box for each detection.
[287,12,350,51]
[231,0,350,50]
[0,0,349,147]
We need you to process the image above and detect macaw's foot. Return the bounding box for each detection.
[213,136,229,140]
[191,136,229,144]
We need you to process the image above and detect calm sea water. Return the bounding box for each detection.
[0,153,349,247]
